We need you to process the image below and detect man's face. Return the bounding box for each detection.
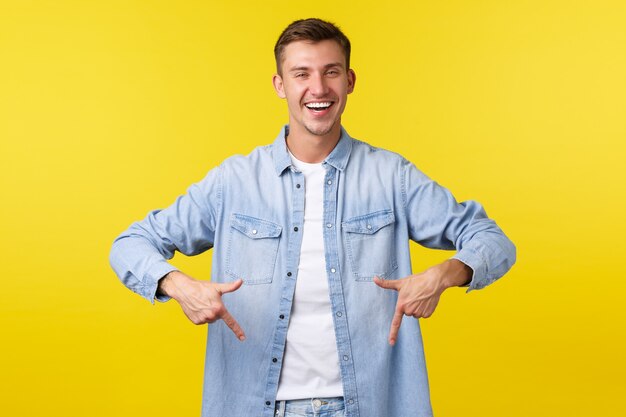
[272,39,356,139]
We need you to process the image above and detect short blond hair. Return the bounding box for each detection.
[274,18,351,76]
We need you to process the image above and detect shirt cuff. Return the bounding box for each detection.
[143,261,179,304]
[451,248,487,294]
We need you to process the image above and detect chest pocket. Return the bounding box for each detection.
[226,213,282,284]
[342,209,398,282]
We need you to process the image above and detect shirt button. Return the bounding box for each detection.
[272,358,278,363]
[327,180,332,185]
[293,226,299,232]
[279,314,285,319]
[266,401,271,406]
[252,229,258,235]
[348,399,354,405]
[336,311,342,317]
[326,223,332,228]
[330,268,336,273]
[366,224,372,230]
[296,184,301,188]
[287,272,292,277]
[343,355,349,361]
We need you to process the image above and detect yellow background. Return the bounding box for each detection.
[1,1,625,416]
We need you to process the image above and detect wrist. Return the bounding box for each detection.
[158,270,186,300]
[440,259,473,289]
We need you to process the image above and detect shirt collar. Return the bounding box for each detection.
[271,124,353,176]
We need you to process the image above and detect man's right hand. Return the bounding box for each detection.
[158,270,246,341]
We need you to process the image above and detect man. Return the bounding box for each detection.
[109,18,516,417]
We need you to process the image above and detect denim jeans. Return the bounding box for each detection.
[274,397,345,417]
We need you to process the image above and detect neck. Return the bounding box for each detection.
[286,122,342,163]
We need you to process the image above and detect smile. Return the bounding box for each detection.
[305,101,334,112]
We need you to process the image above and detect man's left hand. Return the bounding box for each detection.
[373,259,472,346]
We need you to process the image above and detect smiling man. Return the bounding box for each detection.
[273,38,355,155]
[110,18,516,417]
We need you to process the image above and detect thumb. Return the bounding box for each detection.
[373,276,401,291]
[215,279,244,294]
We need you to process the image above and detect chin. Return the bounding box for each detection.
[305,121,339,137]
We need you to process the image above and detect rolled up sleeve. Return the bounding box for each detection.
[109,165,223,303]
[401,159,516,293]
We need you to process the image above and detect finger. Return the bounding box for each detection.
[220,308,246,341]
[373,276,401,291]
[215,279,244,295]
[388,307,404,346]
[418,298,438,319]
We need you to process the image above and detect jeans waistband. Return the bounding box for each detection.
[275,396,344,416]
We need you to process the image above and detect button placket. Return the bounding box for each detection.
[265,170,305,407]
[318,164,360,416]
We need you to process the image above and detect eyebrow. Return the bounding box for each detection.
[288,62,344,73]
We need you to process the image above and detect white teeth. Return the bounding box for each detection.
[305,102,332,109]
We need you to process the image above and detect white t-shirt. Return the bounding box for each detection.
[275,152,343,400]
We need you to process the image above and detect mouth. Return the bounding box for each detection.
[304,101,334,116]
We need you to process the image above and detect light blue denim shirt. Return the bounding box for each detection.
[109,125,516,417]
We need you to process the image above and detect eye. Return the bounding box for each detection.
[295,73,307,78]
[326,69,340,76]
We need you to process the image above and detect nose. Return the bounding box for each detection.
[308,72,329,97]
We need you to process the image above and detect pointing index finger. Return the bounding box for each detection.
[389,304,404,346]
[220,308,246,341]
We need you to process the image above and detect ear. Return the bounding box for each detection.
[272,74,286,99]
[347,68,356,94]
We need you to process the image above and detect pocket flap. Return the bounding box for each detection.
[230,213,282,239]
[342,209,395,235]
